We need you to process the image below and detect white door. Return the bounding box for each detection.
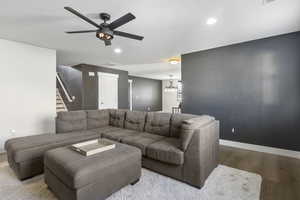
[98,72,119,109]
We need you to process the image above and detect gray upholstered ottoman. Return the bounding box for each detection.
[44,139,141,200]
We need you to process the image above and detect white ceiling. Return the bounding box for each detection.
[126,62,181,80]
[1,0,300,79]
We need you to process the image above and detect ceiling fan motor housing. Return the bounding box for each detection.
[100,13,111,22]
[96,27,114,41]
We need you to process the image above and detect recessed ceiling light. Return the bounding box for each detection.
[206,17,217,25]
[170,60,179,65]
[114,48,122,54]
[168,58,181,65]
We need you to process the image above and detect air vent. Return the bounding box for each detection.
[262,0,276,5]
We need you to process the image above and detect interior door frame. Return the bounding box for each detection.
[98,72,119,109]
[128,79,133,111]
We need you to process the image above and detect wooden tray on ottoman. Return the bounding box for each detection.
[71,139,116,156]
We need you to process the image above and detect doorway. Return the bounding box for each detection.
[98,72,119,109]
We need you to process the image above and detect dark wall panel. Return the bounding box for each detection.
[57,64,129,110]
[129,76,162,111]
[182,31,300,151]
[57,65,83,111]
[75,64,129,110]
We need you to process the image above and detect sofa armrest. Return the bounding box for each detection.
[183,120,219,188]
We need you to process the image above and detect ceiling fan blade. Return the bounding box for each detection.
[104,40,112,46]
[108,13,136,30]
[64,7,100,28]
[65,30,98,34]
[114,31,144,40]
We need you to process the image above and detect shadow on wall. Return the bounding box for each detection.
[40,116,56,134]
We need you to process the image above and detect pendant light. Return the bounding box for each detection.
[164,75,177,92]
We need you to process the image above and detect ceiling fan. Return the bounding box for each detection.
[64,7,144,46]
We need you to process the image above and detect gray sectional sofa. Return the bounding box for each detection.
[5,109,219,188]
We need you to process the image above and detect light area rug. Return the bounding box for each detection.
[0,162,261,200]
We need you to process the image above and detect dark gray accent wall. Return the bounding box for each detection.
[57,64,129,110]
[182,31,300,151]
[57,65,83,111]
[75,64,129,110]
[129,76,162,111]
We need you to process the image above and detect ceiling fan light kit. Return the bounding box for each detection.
[64,7,144,46]
[96,28,113,41]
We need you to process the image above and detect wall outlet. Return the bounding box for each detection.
[232,128,235,134]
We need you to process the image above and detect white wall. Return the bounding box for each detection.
[0,39,56,152]
[162,80,180,113]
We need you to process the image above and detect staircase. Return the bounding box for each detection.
[56,88,67,112]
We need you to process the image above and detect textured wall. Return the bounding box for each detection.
[129,76,162,111]
[182,31,300,151]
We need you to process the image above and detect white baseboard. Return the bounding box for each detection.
[220,139,300,160]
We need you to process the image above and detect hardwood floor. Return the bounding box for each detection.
[1,146,299,199]
[220,145,300,200]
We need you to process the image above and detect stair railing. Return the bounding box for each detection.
[56,73,75,102]
[56,88,68,112]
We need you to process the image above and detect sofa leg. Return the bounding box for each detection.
[131,179,139,185]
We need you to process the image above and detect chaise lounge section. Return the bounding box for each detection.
[5,109,219,188]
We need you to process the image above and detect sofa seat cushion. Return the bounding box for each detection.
[122,133,165,155]
[102,129,140,142]
[5,131,98,151]
[145,112,172,137]
[5,131,100,163]
[57,130,101,144]
[86,109,109,129]
[146,138,184,165]
[89,126,123,135]
[56,111,87,133]
[124,111,147,131]
[170,113,198,138]
[109,109,126,128]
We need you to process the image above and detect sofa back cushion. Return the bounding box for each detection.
[109,109,126,128]
[145,112,172,136]
[125,111,147,131]
[86,110,109,129]
[56,111,87,133]
[180,115,215,151]
[170,113,198,138]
